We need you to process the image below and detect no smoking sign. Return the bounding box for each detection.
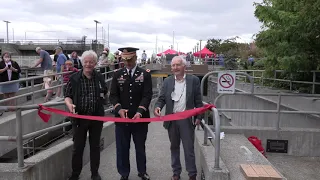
[217,72,236,94]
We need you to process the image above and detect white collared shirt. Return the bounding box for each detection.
[126,65,137,77]
[172,74,186,113]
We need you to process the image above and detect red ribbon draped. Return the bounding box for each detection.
[37,104,215,123]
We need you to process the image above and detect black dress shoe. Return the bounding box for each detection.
[120,176,128,180]
[138,173,150,180]
[91,173,102,180]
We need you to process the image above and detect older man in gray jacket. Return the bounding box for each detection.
[154,55,203,180]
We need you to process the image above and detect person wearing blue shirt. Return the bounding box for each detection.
[55,46,67,98]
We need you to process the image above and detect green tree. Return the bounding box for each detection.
[254,0,320,72]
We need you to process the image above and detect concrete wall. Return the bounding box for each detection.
[219,133,286,180]
[194,128,286,180]
[0,122,115,180]
[207,77,320,129]
[0,99,66,157]
[0,44,21,55]
[221,126,320,157]
[195,130,230,180]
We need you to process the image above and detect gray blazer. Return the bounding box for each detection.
[154,74,203,129]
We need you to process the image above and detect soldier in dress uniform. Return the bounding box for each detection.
[109,47,153,180]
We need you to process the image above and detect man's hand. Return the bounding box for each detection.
[66,103,76,114]
[195,119,201,125]
[154,107,161,117]
[118,109,128,118]
[132,113,142,120]
[10,67,16,72]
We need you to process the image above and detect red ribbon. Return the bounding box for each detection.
[37,104,215,123]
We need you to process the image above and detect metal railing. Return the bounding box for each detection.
[0,63,146,168]
[7,38,107,46]
[199,71,320,170]
[231,69,320,94]
[0,101,113,168]
[0,64,116,105]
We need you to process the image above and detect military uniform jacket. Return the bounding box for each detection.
[109,66,153,125]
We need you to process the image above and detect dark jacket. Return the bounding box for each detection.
[68,69,107,116]
[0,60,21,82]
[155,74,203,129]
[109,66,153,125]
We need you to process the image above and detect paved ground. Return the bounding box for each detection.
[79,122,190,180]
[267,153,320,180]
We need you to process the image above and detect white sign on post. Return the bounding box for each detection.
[217,72,236,94]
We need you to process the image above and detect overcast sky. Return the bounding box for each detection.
[0,0,262,57]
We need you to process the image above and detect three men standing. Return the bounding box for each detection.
[109,47,153,180]
[154,55,203,180]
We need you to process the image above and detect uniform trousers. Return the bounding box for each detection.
[71,119,103,177]
[115,123,149,176]
[168,119,197,177]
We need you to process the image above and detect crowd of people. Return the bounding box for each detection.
[64,47,202,180]
[0,46,203,180]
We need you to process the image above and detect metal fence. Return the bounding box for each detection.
[0,65,115,105]
[199,71,320,170]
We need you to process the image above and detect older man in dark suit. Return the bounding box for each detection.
[154,55,203,180]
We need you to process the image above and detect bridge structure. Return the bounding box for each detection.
[0,63,320,180]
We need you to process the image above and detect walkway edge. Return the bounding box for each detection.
[0,122,115,180]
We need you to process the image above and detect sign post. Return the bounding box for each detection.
[217,72,236,94]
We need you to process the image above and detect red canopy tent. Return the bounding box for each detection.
[157,49,178,56]
[193,47,216,58]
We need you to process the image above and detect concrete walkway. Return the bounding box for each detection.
[79,122,191,180]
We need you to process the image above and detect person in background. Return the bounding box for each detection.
[141,50,147,64]
[248,55,255,66]
[55,46,67,98]
[65,50,107,180]
[34,47,54,102]
[62,60,78,94]
[154,55,203,180]
[71,51,82,69]
[109,47,153,180]
[0,52,21,115]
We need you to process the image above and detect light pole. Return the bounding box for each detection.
[199,40,202,61]
[3,20,10,43]
[94,20,101,44]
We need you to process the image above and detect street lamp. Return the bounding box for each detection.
[94,20,101,44]
[3,20,11,43]
[199,40,202,61]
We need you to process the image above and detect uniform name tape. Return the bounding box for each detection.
[38,104,215,123]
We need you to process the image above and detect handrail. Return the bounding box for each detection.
[199,70,320,171]
[201,101,221,170]
[0,64,113,86]
[0,64,120,104]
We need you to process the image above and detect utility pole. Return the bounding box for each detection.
[93,20,101,52]
[199,40,202,60]
[172,31,175,50]
[155,36,158,54]
[3,20,11,43]
[107,24,110,48]
[12,28,14,42]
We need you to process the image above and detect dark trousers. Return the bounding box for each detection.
[168,119,197,177]
[115,123,149,176]
[71,119,103,177]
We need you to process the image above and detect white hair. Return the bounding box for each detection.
[81,50,98,64]
[171,55,187,66]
